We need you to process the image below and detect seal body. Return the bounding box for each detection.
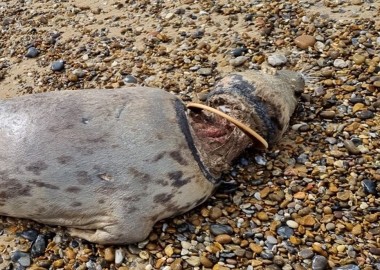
[0,88,214,244]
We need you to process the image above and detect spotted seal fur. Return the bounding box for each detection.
[0,69,304,244]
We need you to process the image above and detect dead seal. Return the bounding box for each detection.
[0,69,304,244]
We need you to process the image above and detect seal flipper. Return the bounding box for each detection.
[68,223,152,244]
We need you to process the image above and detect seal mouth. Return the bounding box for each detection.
[187,102,268,150]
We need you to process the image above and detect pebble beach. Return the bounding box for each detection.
[0,0,379,269]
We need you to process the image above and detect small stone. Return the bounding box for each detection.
[230,48,247,57]
[261,250,274,259]
[51,60,65,71]
[299,249,314,259]
[66,248,76,260]
[67,73,78,82]
[215,234,232,244]
[186,256,200,267]
[210,224,233,235]
[249,243,263,253]
[343,140,361,155]
[294,192,306,200]
[31,234,46,257]
[299,215,316,226]
[20,229,39,241]
[170,258,182,270]
[230,56,248,67]
[369,247,380,255]
[165,12,174,19]
[277,226,294,239]
[337,191,351,201]
[286,220,299,229]
[209,207,222,220]
[314,41,325,51]
[352,103,364,113]
[251,259,263,266]
[123,75,138,84]
[289,235,302,245]
[333,265,360,270]
[336,245,346,252]
[104,247,115,262]
[200,256,213,267]
[25,47,39,58]
[352,54,366,64]
[294,35,316,49]
[325,223,335,231]
[351,0,362,4]
[333,59,348,68]
[52,259,64,268]
[115,248,125,264]
[267,54,287,66]
[374,81,380,87]
[356,110,374,119]
[320,111,335,119]
[312,255,328,270]
[257,211,269,221]
[164,245,174,257]
[362,179,377,195]
[11,251,31,267]
[266,235,278,244]
[197,67,212,76]
[351,224,362,235]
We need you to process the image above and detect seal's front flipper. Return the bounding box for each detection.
[68,227,121,245]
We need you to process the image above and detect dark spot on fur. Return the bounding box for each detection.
[156,133,163,140]
[86,134,109,143]
[57,155,73,165]
[76,171,93,185]
[98,199,105,204]
[168,171,192,188]
[128,206,138,213]
[49,123,75,132]
[169,150,188,166]
[74,146,94,156]
[128,167,151,182]
[0,171,32,199]
[95,186,118,195]
[153,193,174,204]
[111,144,120,148]
[152,152,166,163]
[71,201,82,207]
[37,207,47,213]
[25,161,48,175]
[123,195,141,202]
[28,180,59,190]
[156,179,169,186]
[65,186,81,193]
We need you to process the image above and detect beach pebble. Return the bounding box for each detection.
[267,54,287,66]
[123,75,138,84]
[333,59,349,68]
[230,56,248,67]
[210,224,233,235]
[294,35,316,49]
[25,47,39,58]
[312,255,328,270]
[51,60,65,71]
[11,251,31,267]
[362,179,377,195]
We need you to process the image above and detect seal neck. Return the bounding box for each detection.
[186,103,266,178]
